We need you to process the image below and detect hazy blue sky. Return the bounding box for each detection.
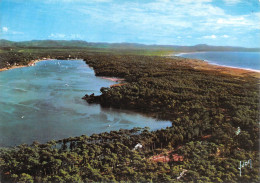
[0,0,259,47]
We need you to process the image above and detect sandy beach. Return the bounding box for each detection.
[169,53,260,78]
[188,59,260,78]
[0,58,55,72]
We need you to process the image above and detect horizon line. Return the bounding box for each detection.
[1,39,260,49]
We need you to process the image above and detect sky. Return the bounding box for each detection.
[0,0,259,47]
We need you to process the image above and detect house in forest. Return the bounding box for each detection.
[133,143,143,150]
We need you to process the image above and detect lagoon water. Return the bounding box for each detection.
[0,60,171,147]
[176,52,260,71]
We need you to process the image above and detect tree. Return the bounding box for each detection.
[18,173,34,183]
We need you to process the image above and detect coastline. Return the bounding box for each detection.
[1,53,259,78]
[0,58,55,72]
[201,59,260,73]
[170,52,260,78]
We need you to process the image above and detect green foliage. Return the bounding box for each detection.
[0,50,259,182]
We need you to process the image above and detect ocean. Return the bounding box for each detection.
[175,51,260,71]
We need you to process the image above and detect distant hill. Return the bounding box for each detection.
[169,44,260,52]
[0,39,15,47]
[0,39,259,52]
[0,40,94,48]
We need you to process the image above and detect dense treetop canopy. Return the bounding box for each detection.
[0,48,259,182]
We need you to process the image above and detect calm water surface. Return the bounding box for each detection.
[176,52,260,71]
[0,60,171,146]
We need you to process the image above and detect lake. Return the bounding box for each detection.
[0,60,171,147]
[176,52,260,71]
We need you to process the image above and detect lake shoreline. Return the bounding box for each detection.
[0,58,55,72]
[0,59,172,146]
